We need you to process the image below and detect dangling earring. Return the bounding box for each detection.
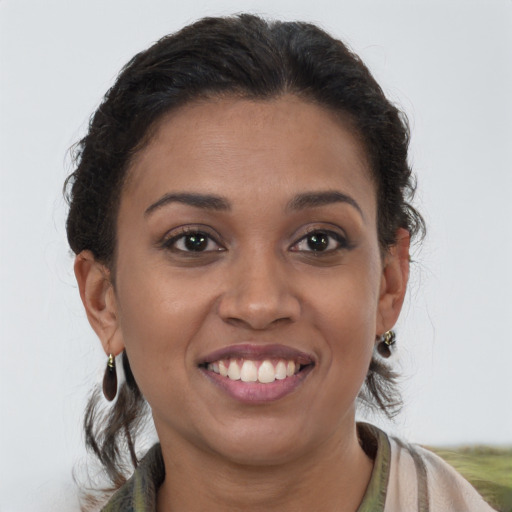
[102,353,118,401]
[377,330,396,358]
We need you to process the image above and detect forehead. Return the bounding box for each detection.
[124,95,376,216]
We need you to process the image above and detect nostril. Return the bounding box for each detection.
[223,315,294,331]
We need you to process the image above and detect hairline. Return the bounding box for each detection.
[107,91,380,275]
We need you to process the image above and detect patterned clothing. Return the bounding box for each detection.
[101,423,495,511]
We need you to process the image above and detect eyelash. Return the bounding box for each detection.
[161,227,349,255]
[290,230,349,254]
[161,227,224,254]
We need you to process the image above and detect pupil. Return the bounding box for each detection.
[185,234,207,251]
[307,233,329,251]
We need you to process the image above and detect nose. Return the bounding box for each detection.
[218,249,301,331]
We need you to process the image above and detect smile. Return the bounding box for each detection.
[198,344,315,403]
[206,358,302,383]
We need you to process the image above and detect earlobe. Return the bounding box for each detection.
[376,228,410,334]
[74,251,125,356]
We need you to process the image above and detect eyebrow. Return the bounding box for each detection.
[144,193,231,216]
[144,190,363,219]
[286,191,364,219]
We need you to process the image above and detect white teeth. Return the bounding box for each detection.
[207,362,220,374]
[218,360,228,377]
[240,360,258,382]
[208,358,305,383]
[275,361,287,380]
[227,360,241,380]
[258,360,276,383]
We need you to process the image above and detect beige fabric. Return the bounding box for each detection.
[385,436,496,512]
[100,425,496,511]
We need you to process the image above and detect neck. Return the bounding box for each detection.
[156,421,374,512]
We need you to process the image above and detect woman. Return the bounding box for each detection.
[66,14,495,512]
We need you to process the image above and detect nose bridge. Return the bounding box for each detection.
[219,245,299,330]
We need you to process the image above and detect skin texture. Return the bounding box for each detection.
[75,95,410,511]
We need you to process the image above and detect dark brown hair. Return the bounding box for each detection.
[65,14,425,494]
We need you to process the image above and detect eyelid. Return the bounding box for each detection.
[160,225,225,252]
[289,226,350,253]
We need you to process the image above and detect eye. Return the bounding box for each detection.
[291,230,347,253]
[163,230,223,253]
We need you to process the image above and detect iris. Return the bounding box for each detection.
[184,233,208,251]
[307,233,329,251]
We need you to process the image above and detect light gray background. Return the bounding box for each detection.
[1,0,511,510]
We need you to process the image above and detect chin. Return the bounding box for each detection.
[214,437,306,467]
[200,417,326,467]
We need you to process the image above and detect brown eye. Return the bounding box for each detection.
[291,230,347,253]
[183,233,208,251]
[306,233,330,251]
[164,230,223,253]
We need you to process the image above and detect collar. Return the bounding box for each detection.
[102,423,390,511]
[356,422,391,512]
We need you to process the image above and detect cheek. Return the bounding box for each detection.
[303,261,380,390]
[113,259,214,397]
[306,259,381,342]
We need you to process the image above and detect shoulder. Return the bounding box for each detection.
[385,434,496,512]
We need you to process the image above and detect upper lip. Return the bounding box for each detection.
[198,343,316,366]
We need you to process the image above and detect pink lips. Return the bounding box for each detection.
[198,344,316,404]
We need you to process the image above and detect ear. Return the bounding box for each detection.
[376,228,410,335]
[74,251,125,356]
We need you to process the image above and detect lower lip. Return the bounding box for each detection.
[199,365,314,404]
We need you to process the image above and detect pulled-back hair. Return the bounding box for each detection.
[65,14,424,496]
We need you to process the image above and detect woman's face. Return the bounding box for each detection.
[109,96,402,465]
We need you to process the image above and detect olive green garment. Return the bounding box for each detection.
[101,423,390,512]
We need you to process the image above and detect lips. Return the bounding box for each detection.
[198,344,316,403]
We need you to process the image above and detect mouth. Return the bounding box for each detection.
[197,344,315,403]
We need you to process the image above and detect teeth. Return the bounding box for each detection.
[227,360,241,380]
[218,360,228,377]
[258,360,276,383]
[275,361,287,380]
[207,358,305,383]
[240,361,258,382]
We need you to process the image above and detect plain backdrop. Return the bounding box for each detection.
[1,0,511,510]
